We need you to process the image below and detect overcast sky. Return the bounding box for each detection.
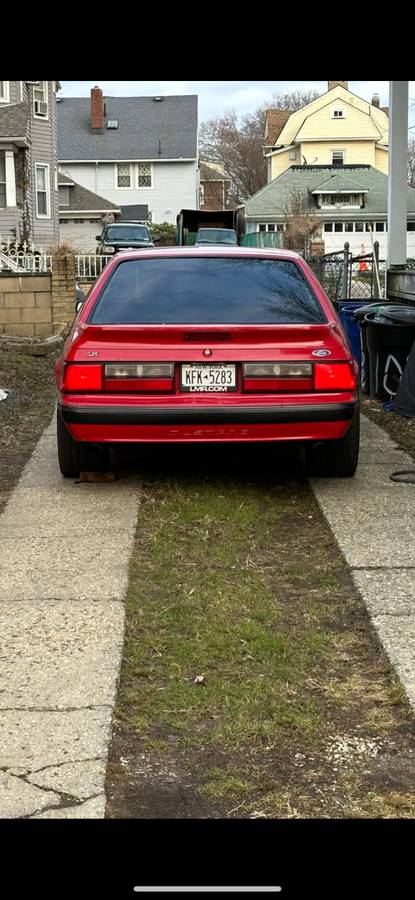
[59,81,415,127]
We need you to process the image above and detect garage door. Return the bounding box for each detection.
[59,221,101,252]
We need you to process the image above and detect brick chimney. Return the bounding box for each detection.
[371,93,380,108]
[328,81,348,91]
[91,86,104,132]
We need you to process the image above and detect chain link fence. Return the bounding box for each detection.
[306,242,383,302]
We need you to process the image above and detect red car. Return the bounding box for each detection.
[55,247,359,478]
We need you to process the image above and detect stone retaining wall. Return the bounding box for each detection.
[0,255,77,338]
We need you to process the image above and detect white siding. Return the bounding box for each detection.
[30,81,59,246]
[323,229,415,258]
[60,161,198,224]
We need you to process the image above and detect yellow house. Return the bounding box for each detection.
[264,81,389,182]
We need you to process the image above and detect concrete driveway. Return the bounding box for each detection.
[1,410,414,818]
[0,414,141,818]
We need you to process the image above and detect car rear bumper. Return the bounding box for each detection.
[59,401,357,443]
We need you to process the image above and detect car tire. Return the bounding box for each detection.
[57,408,81,477]
[306,405,360,478]
[57,410,110,477]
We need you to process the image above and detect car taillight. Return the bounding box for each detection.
[104,363,174,393]
[62,364,103,392]
[314,362,357,391]
[243,362,313,392]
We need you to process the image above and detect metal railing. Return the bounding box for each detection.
[0,236,52,273]
[75,255,113,279]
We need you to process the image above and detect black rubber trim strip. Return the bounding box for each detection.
[59,402,356,426]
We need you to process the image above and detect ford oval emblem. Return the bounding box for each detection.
[312,349,331,357]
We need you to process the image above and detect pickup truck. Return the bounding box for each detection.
[176,208,244,246]
[96,222,156,254]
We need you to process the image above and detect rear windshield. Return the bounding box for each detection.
[197,229,237,244]
[104,225,150,242]
[90,257,325,325]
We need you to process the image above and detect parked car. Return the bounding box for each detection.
[195,227,238,246]
[75,282,85,307]
[96,222,156,254]
[55,246,359,478]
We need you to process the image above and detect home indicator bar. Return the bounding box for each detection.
[133,889,282,894]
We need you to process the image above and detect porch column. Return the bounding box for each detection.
[5,150,16,207]
[387,81,408,269]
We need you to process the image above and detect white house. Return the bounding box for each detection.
[57,87,199,227]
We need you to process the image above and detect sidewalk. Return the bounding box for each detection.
[0,415,141,818]
[311,414,415,711]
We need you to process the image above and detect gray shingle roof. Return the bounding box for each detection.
[312,172,368,193]
[0,102,29,139]
[59,179,120,213]
[245,165,415,219]
[57,171,74,185]
[58,95,198,161]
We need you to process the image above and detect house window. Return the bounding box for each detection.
[334,223,343,232]
[332,109,345,118]
[35,164,50,217]
[0,81,10,102]
[116,164,132,188]
[137,163,152,188]
[355,222,363,232]
[200,184,205,206]
[407,223,415,232]
[332,151,344,166]
[289,150,297,160]
[59,186,70,207]
[0,152,6,207]
[33,81,48,118]
[375,222,385,232]
[258,223,283,233]
[324,223,333,232]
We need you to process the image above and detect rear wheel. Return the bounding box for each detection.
[306,406,360,478]
[57,410,110,478]
[57,409,81,477]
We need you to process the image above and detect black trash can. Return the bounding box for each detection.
[365,306,415,402]
[349,301,385,395]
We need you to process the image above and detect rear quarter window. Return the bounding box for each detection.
[89,256,326,325]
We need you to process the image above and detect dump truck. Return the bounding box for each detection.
[176,208,245,246]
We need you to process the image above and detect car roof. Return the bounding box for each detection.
[106,246,303,261]
[105,221,149,227]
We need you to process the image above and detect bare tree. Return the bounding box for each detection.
[199,90,320,205]
[270,89,319,112]
[282,188,320,255]
[409,139,415,188]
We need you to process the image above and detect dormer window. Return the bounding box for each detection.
[33,81,49,119]
[332,109,345,118]
[319,193,362,208]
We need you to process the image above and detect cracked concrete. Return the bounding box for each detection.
[311,414,415,712]
[0,415,141,818]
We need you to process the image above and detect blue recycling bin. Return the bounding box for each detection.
[335,301,367,373]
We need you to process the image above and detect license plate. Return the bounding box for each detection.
[181,363,236,392]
